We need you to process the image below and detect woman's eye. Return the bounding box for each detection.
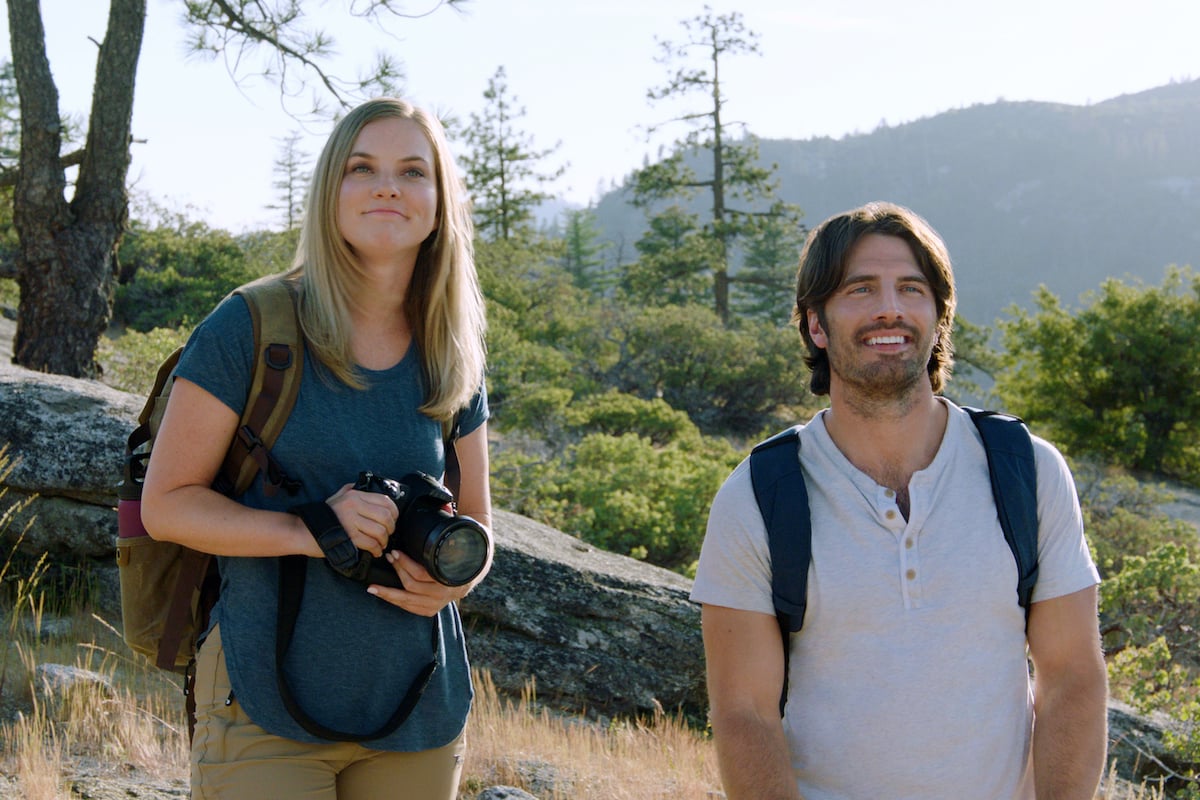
[404,167,426,178]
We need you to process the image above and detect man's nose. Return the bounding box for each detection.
[874,287,905,319]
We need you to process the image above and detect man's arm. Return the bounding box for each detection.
[1026,584,1108,800]
[702,603,803,800]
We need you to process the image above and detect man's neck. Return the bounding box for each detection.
[822,389,948,499]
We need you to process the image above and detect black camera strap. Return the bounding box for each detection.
[274,555,440,742]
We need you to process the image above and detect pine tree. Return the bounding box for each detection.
[460,66,565,242]
[560,207,613,293]
[267,131,310,231]
[632,6,803,325]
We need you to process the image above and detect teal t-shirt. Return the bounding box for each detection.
[175,291,488,750]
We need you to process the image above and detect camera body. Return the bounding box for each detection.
[354,471,491,588]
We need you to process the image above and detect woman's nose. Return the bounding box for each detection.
[372,175,400,197]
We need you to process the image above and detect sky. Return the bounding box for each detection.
[3,0,1199,233]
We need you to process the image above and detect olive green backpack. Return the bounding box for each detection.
[116,275,304,673]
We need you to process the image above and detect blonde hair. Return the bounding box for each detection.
[286,97,485,421]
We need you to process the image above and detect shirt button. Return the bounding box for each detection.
[885,510,897,520]
[905,538,914,549]
[884,489,895,498]
[906,569,917,580]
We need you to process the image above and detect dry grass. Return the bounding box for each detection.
[462,670,721,799]
[0,609,722,799]
[1,592,720,799]
[0,612,190,799]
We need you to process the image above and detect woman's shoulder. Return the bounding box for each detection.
[174,292,256,413]
[191,290,255,339]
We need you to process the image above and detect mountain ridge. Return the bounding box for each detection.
[593,79,1200,327]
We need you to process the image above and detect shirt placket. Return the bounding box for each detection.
[878,486,921,609]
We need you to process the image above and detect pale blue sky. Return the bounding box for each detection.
[3,0,1198,232]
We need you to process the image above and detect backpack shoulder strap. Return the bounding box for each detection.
[442,411,464,501]
[750,425,810,634]
[963,406,1040,620]
[219,275,305,497]
[154,276,305,672]
[749,424,808,717]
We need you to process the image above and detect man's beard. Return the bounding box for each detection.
[826,322,933,406]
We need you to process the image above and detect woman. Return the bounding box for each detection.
[142,97,491,799]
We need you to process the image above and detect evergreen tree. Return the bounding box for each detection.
[559,206,613,293]
[267,130,310,231]
[632,6,803,325]
[460,66,565,242]
[731,202,806,320]
[623,205,715,308]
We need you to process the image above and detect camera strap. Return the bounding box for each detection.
[274,555,441,742]
[289,501,372,582]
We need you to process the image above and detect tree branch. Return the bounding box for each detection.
[206,0,347,106]
[0,148,84,190]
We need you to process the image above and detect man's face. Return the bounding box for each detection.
[806,233,939,402]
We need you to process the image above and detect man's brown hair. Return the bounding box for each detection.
[792,202,957,396]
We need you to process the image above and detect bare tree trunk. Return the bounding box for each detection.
[7,0,145,377]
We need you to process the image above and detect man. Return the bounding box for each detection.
[691,202,1107,799]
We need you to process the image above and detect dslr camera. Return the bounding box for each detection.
[354,471,491,588]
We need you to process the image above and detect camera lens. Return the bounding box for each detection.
[425,517,490,586]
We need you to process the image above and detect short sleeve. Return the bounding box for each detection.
[173,294,256,417]
[456,381,489,438]
[1029,435,1101,603]
[690,458,777,617]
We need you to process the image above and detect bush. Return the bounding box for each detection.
[564,390,696,446]
[1099,543,1200,668]
[114,218,258,331]
[97,326,190,396]
[495,431,739,574]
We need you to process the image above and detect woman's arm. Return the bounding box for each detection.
[451,421,492,532]
[140,377,394,559]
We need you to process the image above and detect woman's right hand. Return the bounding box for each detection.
[324,483,398,558]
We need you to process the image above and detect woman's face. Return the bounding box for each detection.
[336,116,439,268]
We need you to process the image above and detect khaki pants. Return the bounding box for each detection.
[191,626,465,800]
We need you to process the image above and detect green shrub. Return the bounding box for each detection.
[97,326,190,395]
[114,219,257,331]
[564,390,696,446]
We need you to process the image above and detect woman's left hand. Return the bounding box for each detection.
[367,549,470,616]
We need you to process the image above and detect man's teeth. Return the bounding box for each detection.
[867,336,906,345]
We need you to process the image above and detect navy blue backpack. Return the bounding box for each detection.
[748,407,1040,714]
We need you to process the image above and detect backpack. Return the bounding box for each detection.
[115,275,304,673]
[748,406,1039,715]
